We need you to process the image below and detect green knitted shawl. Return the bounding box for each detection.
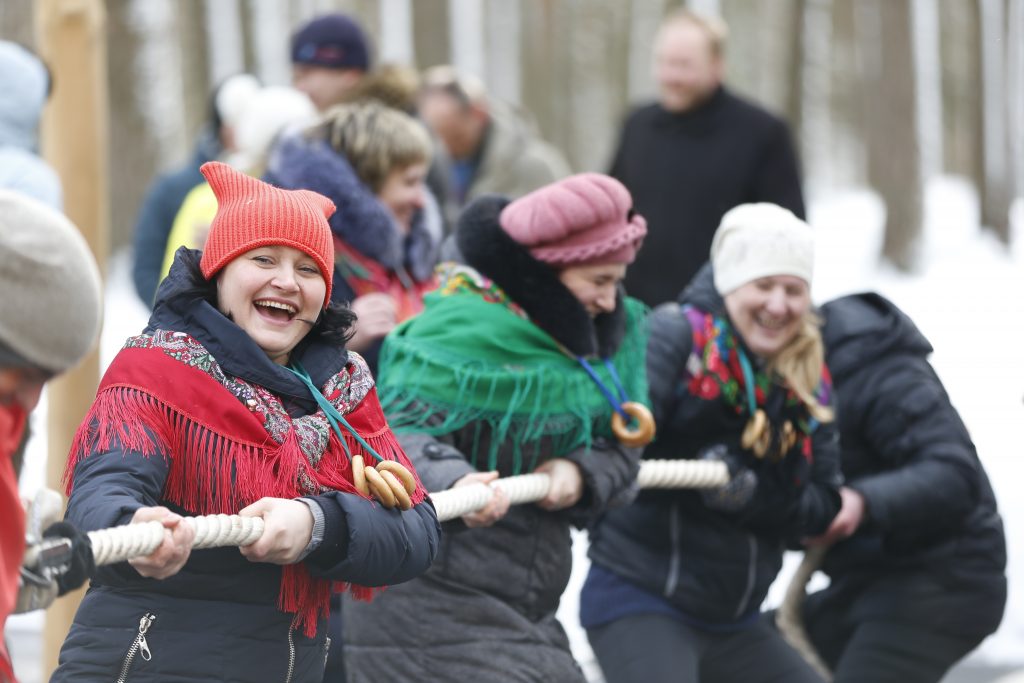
[377,265,649,473]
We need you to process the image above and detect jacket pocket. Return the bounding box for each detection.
[115,612,156,683]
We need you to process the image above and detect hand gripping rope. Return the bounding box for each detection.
[84,459,730,564]
[81,458,825,677]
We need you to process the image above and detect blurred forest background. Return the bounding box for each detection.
[0,0,1021,270]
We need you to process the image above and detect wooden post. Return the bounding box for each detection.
[35,0,109,678]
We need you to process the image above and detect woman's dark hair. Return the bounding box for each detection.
[177,249,356,347]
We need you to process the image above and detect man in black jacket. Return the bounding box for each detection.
[610,9,804,307]
[800,292,1006,682]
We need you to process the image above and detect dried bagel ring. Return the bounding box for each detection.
[364,465,396,508]
[378,470,413,511]
[376,460,416,495]
[610,401,656,448]
[351,454,369,496]
[742,409,768,453]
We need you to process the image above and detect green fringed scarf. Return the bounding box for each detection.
[377,265,649,474]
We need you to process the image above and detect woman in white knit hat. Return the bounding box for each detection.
[581,203,841,683]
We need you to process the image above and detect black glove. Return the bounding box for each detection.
[698,444,758,513]
[43,521,95,595]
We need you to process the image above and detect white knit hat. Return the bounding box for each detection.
[710,203,814,295]
[0,190,103,374]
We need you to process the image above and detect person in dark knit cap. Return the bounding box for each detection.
[291,13,371,112]
[52,162,439,683]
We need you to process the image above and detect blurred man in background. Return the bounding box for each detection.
[610,9,804,307]
[290,13,371,112]
[418,65,570,208]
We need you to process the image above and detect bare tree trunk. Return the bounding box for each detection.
[913,0,943,181]
[238,0,257,76]
[412,0,450,68]
[520,0,571,165]
[450,0,485,79]
[378,0,414,66]
[799,0,833,192]
[626,0,668,103]
[484,0,522,105]
[979,0,1013,242]
[1010,0,1024,204]
[721,0,802,118]
[830,0,868,187]
[938,0,983,191]
[0,0,34,48]
[250,0,290,86]
[178,0,210,151]
[860,0,923,270]
[564,0,630,172]
[205,0,245,86]
[781,0,807,138]
[106,0,161,248]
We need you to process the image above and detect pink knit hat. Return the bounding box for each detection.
[499,173,647,266]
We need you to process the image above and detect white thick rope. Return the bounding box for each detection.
[430,459,728,522]
[86,460,727,561]
[89,514,265,566]
[82,458,822,674]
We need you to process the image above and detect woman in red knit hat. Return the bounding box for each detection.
[343,173,650,682]
[51,162,440,683]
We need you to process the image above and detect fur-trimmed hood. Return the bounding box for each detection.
[264,133,442,282]
[455,195,628,358]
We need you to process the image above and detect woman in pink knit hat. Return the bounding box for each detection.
[342,173,650,681]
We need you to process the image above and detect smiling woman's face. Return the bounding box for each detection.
[724,274,810,359]
[215,245,326,365]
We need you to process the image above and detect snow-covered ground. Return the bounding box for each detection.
[10,176,1024,681]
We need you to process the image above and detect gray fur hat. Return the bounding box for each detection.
[0,190,103,374]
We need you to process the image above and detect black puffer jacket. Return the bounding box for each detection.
[588,265,842,624]
[820,293,1006,584]
[52,255,440,683]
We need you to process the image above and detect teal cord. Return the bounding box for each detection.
[286,362,386,463]
[736,347,759,416]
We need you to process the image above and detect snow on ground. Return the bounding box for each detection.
[11,177,1024,681]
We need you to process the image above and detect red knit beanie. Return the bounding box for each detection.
[499,173,647,266]
[199,161,337,307]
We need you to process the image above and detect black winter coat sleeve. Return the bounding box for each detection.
[561,438,642,527]
[303,492,440,587]
[739,418,843,542]
[67,434,440,588]
[66,438,168,532]
[646,303,693,428]
[843,354,981,539]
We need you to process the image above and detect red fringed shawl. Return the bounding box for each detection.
[63,331,426,636]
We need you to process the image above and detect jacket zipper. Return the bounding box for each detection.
[284,622,296,683]
[663,501,682,596]
[733,534,758,619]
[115,612,155,683]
